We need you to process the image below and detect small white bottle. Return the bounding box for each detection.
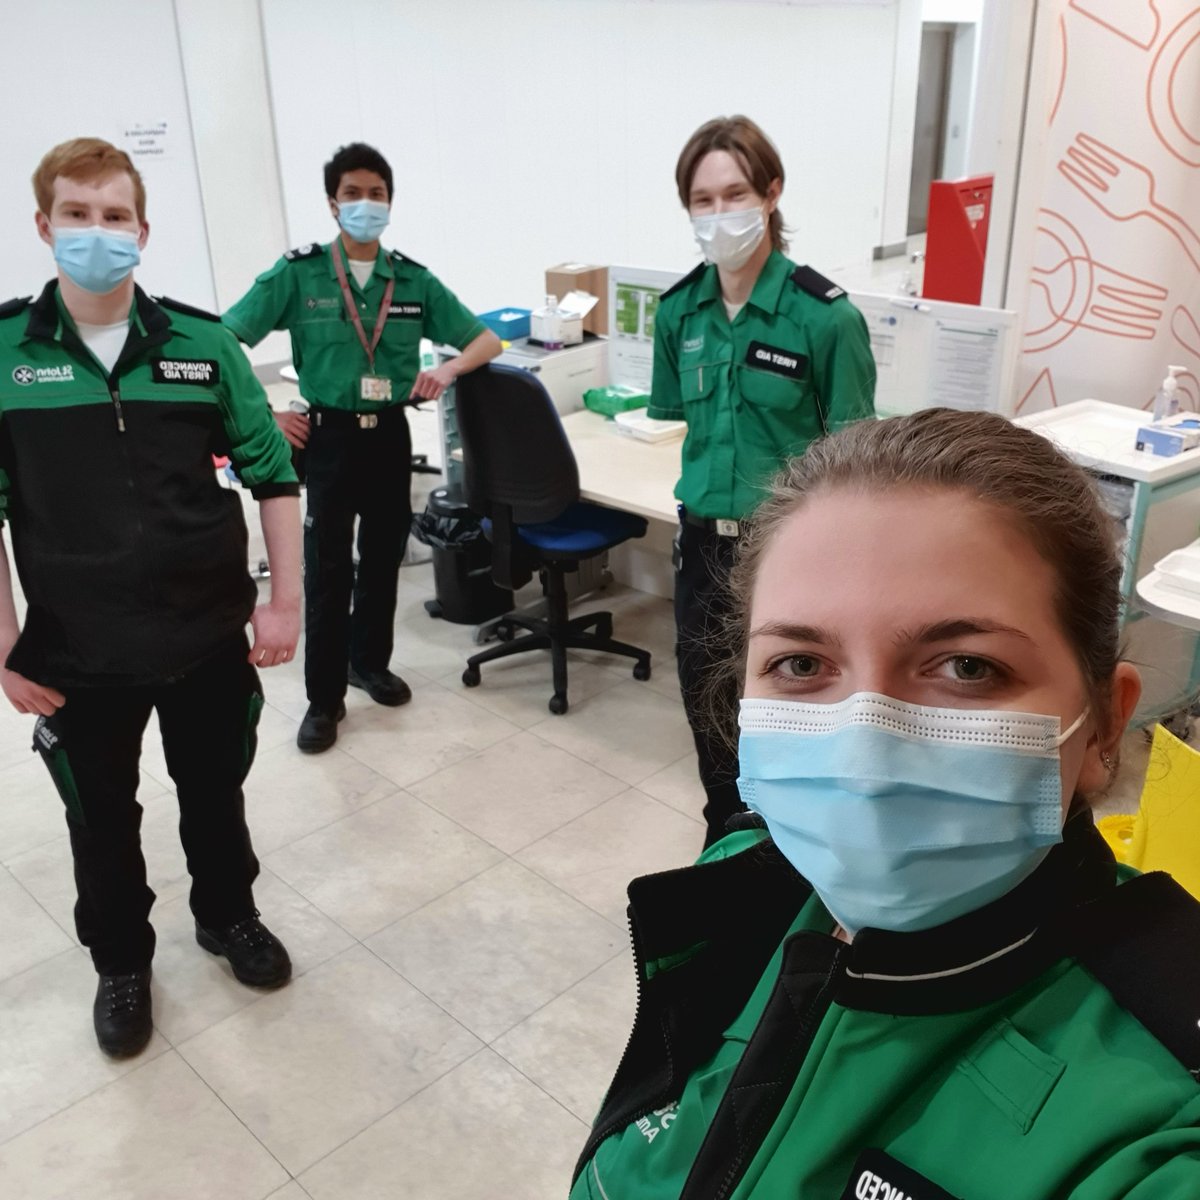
[1152,365,1187,422]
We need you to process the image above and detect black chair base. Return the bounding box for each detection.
[461,563,651,715]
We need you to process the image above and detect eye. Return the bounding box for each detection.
[773,654,821,679]
[941,655,998,683]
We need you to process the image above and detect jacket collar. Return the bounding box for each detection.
[24,280,172,372]
[327,239,392,285]
[684,249,792,318]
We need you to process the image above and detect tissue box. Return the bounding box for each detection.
[530,308,583,347]
[478,308,531,340]
[1136,416,1200,457]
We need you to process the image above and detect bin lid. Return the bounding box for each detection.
[427,486,475,518]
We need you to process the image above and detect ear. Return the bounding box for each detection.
[327,196,340,220]
[35,210,53,248]
[136,220,150,252]
[1077,662,1143,795]
[764,177,783,214]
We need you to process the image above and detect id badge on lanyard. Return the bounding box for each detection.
[332,243,396,404]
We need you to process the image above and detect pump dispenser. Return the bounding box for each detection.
[1153,365,1187,421]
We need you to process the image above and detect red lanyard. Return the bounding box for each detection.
[331,240,395,373]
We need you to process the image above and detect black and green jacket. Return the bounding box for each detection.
[572,816,1200,1199]
[0,281,298,688]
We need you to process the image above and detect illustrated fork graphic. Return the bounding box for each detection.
[1059,133,1200,272]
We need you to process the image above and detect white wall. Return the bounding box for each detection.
[922,0,984,20]
[0,0,216,308]
[173,0,292,363]
[261,0,903,312]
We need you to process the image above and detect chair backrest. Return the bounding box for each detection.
[455,363,580,524]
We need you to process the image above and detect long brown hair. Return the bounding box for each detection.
[675,116,788,254]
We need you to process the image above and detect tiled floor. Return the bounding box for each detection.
[0,555,702,1199]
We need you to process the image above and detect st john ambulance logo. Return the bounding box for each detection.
[12,365,34,385]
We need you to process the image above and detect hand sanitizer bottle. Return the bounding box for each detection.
[1153,365,1187,422]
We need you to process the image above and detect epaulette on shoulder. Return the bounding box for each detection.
[389,249,426,271]
[284,243,324,262]
[790,265,847,303]
[660,262,707,302]
[1074,871,1200,1080]
[155,296,221,322]
[0,296,32,320]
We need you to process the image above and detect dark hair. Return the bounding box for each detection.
[323,142,393,201]
[676,115,787,253]
[711,409,1125,756]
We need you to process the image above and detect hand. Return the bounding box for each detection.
[1,667,65,715]
[409,363,457,403]
[248,600,300,668]
[274,410,310,449]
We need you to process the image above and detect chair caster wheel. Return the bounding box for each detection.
[496,622,515,642]
[548,693,568,715]
[633,661,651,682]
[462,668,481,688]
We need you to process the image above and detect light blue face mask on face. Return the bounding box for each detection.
[53,226,141,294]
[336,199,390,244]
[737,692,1089,936]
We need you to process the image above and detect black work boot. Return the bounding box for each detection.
[348,667,412,707]
[93,969,153,1058]
[195,913,292,988]
[297,700,346,753]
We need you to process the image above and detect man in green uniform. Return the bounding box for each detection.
[651,116,876,847]
[0,138,301,1056]
[224,142,501,753]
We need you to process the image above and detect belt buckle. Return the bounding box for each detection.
[716,519,740,537]
[358,414,379,430]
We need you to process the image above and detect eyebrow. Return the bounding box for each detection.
[749,621,842,646]
[896,619,1034,646]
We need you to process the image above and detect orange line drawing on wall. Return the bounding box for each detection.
[1025,209,1167,354]
[1148,9,1200,167]
[1069,0,1161,51]
[1172,302,1200,360]
[1050,15,1068,126]
[1060,133,1200,272]
[1016,366,1059,414]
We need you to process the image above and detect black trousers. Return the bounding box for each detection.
[302,409,413,708]
[33,638,264,975]
[674,518,746,848]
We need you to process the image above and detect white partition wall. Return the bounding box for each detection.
[261,0,905,315]
[0,0,216,308]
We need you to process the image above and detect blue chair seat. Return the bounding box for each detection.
[485,503,648,556]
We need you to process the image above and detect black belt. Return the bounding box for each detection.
[683,511,744,537]
[310,407,400,430]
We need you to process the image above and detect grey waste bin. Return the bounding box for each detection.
[411,487,513,625]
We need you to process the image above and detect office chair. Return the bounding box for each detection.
[455,364,652,715]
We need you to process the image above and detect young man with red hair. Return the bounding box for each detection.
[0,138,302,1056]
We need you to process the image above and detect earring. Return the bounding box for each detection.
[1100,751,1115,771]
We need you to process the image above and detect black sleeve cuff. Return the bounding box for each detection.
[250,482,301,500]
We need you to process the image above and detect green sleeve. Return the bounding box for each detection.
[422,271,486,349]
[222,258,294,347]
[215,329,299,499]
[812,301,876,432]
[647,308,684,421]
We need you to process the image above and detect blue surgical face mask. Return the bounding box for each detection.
[737,692,1089,936]
[53,225,141,294]
[336,199,390,244]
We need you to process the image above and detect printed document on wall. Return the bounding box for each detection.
[930,319,1002,412]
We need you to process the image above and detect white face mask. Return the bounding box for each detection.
[691,206,766,270]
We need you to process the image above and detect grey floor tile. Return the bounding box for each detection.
[0,866,72,983]
[300,1048,585,1200]
[178,945,481,1176]
[367,859,622,1042]
[265,792,502,939]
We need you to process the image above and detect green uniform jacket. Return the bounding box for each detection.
[222,240,486,410]
[0,282,297,688]
[649,252,876,521]
[570,816,1200,1200]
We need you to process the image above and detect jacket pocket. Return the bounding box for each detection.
[737,363,808,411]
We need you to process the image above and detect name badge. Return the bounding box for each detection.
[388,302,424,320]
[152,358,220,384]
[745,341,808,381]
[360,375,393,403]
[839,1150,962,1200]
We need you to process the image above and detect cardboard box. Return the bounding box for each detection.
[545,263,609,335]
